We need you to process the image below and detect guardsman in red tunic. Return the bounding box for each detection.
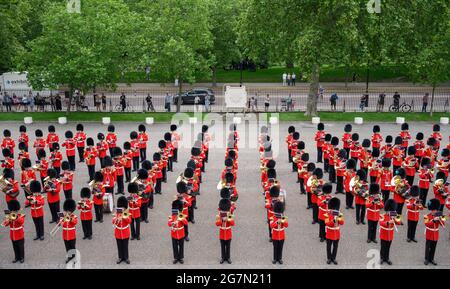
[220,188,236,214]
[35,149,49,184]
[224,158,238,183]
[424,138,437,166]
[46,125,59,152]
[62,130,76,171]
[392,168,410,221]
[1,129,15,158]
[318,183,333,242]
[33,129,46,159]
[265,186,281,241]
[77,188,93,240]
[436,149,449,179]
[344,159,356,209]
[392,136,404,173]
[399,123,411,150]
[96,133,108,169]
[60,161,74,200]
[181,168,200,223]
[2,148,14,170]
[406,186,423,243]
[309,168,325,224]
[202,125,211,163]
[349,133,361,167]
[371,125,383,155]
[270,201,288,264]
[26,181,45,240]
[141,161,155,213]
[171,124,181,162]
[353,170,369,225]
[315,123,325,163]
[433,172,449,212]
[102,156,117,197]
[59,199,78,263]
[325,198,344,265]
[91,171,105,223]
[414,132,425,166]
[297,154,309,194]
[113,147,125,195]
[17,142,30,169]
[304,163,316,209]
[130,131,140,171]
[177,182,192,241]
[138,124,149,161]
[342,124,353,157]
[286,126,295,163]
[380,135,393,160]
[50,143,63,176]
[430,124,442,151]
[152,152,163,194]
[20,158,36,201]
[424,199,446,265]
[84,138,98,181]
[359,139,372,176]
[2,200,25,263]
[335,149,347,194]
[75,124,87,163]
[2,168,19,204]
[18,125,29,152]
[106,124,117,157]
[369,150,381,184]
[216,199,235,264]
[45,168,61,223]
[321,134,331,173]
[165,132,175,172]
[402,146,417,185]
[169,199,188,264]
[366,184,384,243]
[127,182,142,240]
[113,196,132,264]
[418,157,433,206]
[379,199,402,265]
[328,137,339,183]
[377,158,393,205]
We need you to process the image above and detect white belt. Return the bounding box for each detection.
[319,207,327,212]
[171,227,183,231]
[63,227,75,231]
[129,207,139,211]
[380,226,394,231]
[419,179,430,182]
[426,227,439,232]
[10,227,23,231]
[220,227,232,230]
[272,228,285,231]
[81,210,91,213]
[31,206,43,210]
[115,225,129,230]
[326,226,339,230]
[408,210,419,213]
[367,208,379,213]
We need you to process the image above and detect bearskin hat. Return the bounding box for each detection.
[3,168,14,179]
[158,140,166,149]
[269,186,280,198]
[130,131,138,140]
[225,172,235,183]
[63,199,76,213]
[328,198,341,211]
[103,156,113,167]
[171,124,178,132]
[313,168,323,179]
[94,171,104,182]
[220,188,231,199]
[338,149,347,159]
[123,142,131,150]
[401,123,409,131]
[37,149,46,159]
[436,171,446,182]
[394,136,402,145]
[117,196,128,209]
[318,123,325,131]
[141,160,152,171]
[202,125,209,133]
[137,169,148,180]
[267,168,277,179]
[407,146,416,156]
[191,147,200,156]
[52,142,59,151]
[30,180,41,193]
[19,125,26,133]
[382,158,391,168]
[177,181,188,194]
[172,200,183,211]
[153,152,161,162]
[21,158,32,169]
[324,134,332,142]
[108,124,115,132]
[273,201,285,214]
[394,167,406,179]
[292,132,300,140]
[47,168,57,179]
[384,199,397,212]
[18,142,26,151]
[80,187,91,199]
[416,133,424,141]
[267,160,276,169]
[76,124,84,131]
[8,200,20,211]
[97,133,104,140]
[164,132,172,141]
[219,199,231,212]
[322,183,333,194]
[369,183,380,195]
[441,149,449,158]
[86,137,94,146]
[228,150,236,159]
[352,133,359,142]
[409,185,419,197]
[35,129,43,138]
[301,153,310,162]
[48,125,55,133]
[307,162,316,172]
[128,182,139,194]
[3,129,11,137]
[138,124,146,132]
[427,138,436,147]
[61,161,69,171]
[65,130,73,139]
[331,137,339,147]
[187,160,196,169]
[356,169,366,181]
[288,126,295,134]
[371,148,380,158]
[346,159,357,170]
[2,148,10,157]
[113,147,123,158]
[421,157,431,168]
[373,125,380,133]
[297,141,305,150]
[362,139,371,148]
[433,124,440,132]
[344,124,352,133]
[184,168,194,179]
[385,135,393,143]
[427,199,440,211]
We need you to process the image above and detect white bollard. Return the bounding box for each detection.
[440,117,449,125]
[145,117,154,125]
[102,117,111,125]
[396,117,405,125]
[58,117,67,125]
[354,117,364,125]
[269,117,279,125]
[24,117,33,124]
[233,117,242,124]
[189,117,197,124]
[311,117,321,124]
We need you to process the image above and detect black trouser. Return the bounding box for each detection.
[125,168,131,183]
[393,166,400,175]
[425,240,437,262]
[116,238,129,261]
[173,148,178,162]
[336,176,344,194]
[88,165,95,181]
[94,204,103,221]
[155,179,162,194]
[140,148,146,161]
[324,158,329,173]
[220,239,231,261]
[54,167,61,176]
[81,220,93,238]
[367,220,378,241]
[204,149,208,163]
[185,224,189,238]
[272,239,284,261]
[382,190,390,206]
[141,202,149,221]
[439,204,444,212]
[312,203,319,222]
[172,238,185,260]
[406,175,414,186]
[64,239,76,253]
[307,192,312,208]
[32,217,44,238]
[319,220,326,239]
[116,175,124,194]
[148,193,154,207]
[407,220,418,240]
[419,188,429,207]
[168,157,173,172]
[328,167,336,183]
[317,148,323,163]
[292,161,296,172]
[49,201,60,222]
[299,179,306,194]
[288,149,292,163]
[356,204,366,223]
[99,157,105,169]
[351,157,358,168]
[380,240,392,261]
[63,189,72,200]
[345,148,350,157]
[131,218,140,238]
[396,202,404,216]
[77,147,84,162]
[326,239,339,261]
[162,168,167,182]
[12,239,25,261]
[346,192,354,208]
[68,156,76,171]
[370,176,377,184]
[188,204,195,222]
[109,148,114,157]
[132,157,139,171]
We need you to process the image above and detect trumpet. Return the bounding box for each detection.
[0,175,13,193]
[177,212,186,221]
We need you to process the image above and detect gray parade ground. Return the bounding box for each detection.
[0,119,449,269]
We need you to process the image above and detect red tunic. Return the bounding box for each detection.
[391,146,404,167]
[129,195,142,219]
[26,194,45,218]
[61,214,77,241]
[379,214,401,241]
[138,132,148,149]
[378,169,393,191]
[50,150,63,168]
[75,132,86,148]
[270,216,288,240]
[168,215,188,240]
[1,157,14,169]
[130,140,140,158]
[392,179,410,205]
[106,133,117,149]
[372,133,383,149]
[406,199,423,222]
[113,214,131,239]
[2,214,25,241]
[350,144,361,159]
[4,180,19,203]
[45,179,61,204]
[418,169,433,190]
[92,184,106,206]
[1,137,15,155]
[342,133,352,149]
[424,213,445,241]
[97,141,108,158]
[325,213,344,240]
[18,133,29,147]
[414,140,425,158]
[433,185,449,205]
[33,138,46,155]
[215,216,235,240]
[37,159,49,178]
[399,131,411,148]
[315,131,325,148]
[317,195,332,220]
[62,139,76,157]
[77,199,93,221]
[21,169,36,187]
[366,196,384,221]
[84,147,98,166]
[61,171,74,191]
[46,133,59,150]
[402,156,417,177]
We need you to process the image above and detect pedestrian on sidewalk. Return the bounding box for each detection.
[165,93,172,112]
[264,94,270,112]
[146,94,155,112]
[282,73,287,86]
[330,93,338,111]
[422,93,429,112]
[287,73,291,86]
[101,93,107,111]
[292,73,296,86]
[377,92,385,112]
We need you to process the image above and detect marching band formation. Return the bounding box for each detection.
[0,120,449,267]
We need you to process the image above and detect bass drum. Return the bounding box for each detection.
[103,193,114,213]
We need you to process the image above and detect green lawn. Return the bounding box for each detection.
[0,112,445,123]
[122,65,409,84]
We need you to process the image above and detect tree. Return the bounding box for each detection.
[16,0,143,113]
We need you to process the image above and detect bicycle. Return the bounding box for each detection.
[389,101,411,113]
[114,101,134,112]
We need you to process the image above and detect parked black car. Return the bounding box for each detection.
[174,88,215,105]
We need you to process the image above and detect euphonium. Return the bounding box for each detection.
[88,180,96,188]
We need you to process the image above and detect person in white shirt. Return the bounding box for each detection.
[282,73,287,86]
[287,73,291,86]
[292,73,296,86]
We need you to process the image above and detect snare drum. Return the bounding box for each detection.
[103,193,114,213]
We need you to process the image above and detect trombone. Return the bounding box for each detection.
[50,212,72,237]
